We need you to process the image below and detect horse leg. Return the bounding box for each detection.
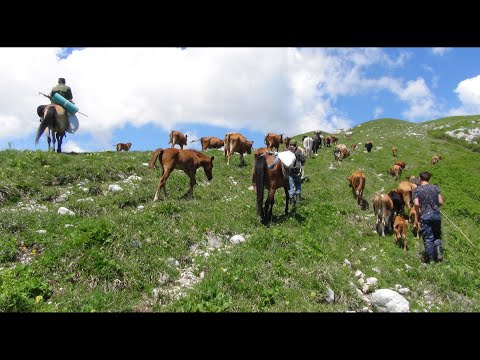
[56,132,63,153]
[154,167,172,201]
[264,188,275,226]
[46,130,52,150]
[52,132,57,152]
[183,170,196,199]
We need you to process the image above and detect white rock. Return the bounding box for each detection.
[108,184,123,192]
[65,224,74,228]
[58,207,75,216]
[325,288,335,303]
[371,289,410,312]
[395,284,402,290]
[372,267,381,274]
[360,247,367,251]
[358,278,365,285]
[344,259,352,268]
[230,235,246,244]
[405,264,412,270]
[355,270,365,278]
[248,186,254,191]
[398,288,411,295]
[137,205,145,211]
[36,230,47,234]
[142,163,149,166]
[55,193,69,203]
[366,277,378,286]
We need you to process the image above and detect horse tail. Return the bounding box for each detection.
[255,155,266,216]
[35,106,55,144]
[148,148,164,169]
[224,133,231,158]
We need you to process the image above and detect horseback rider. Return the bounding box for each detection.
[50,78,74,103]
[288,140,306,205]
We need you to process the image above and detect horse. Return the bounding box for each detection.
[116,143,132,152]
[253,153,290,226]
[152,148,214,201]
[35,104,68,153]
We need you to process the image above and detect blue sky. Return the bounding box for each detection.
[1,47,479,152]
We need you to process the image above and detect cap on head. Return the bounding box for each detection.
[58,78,66,84]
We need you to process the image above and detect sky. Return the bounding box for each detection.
[1,47,480,153]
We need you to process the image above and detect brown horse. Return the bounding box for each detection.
[35,104,68,153]
[152,148,214,201]
[253,153,290,226]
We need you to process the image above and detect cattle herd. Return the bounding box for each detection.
[114,128,442,253]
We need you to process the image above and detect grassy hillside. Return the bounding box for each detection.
[1,116,479,312]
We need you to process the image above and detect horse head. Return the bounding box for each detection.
[203,155,215,181]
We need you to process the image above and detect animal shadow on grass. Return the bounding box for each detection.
[360,198,370,211]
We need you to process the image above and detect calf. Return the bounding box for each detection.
[365,141,373,152]
[351,143,358,151]
[116,142,132,152]
[393,215,409,253]
[264,132,283,152]
[169,130,188,149]
[395,161,407,169]
[373,193,394,237]
[409,207,420,239]
[431,155,442,164]
[347,169,366,206]
[389,164,402,181]
[392,146,398,157]
[334,144,350,161]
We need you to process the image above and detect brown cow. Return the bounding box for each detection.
[116,142,132,152]
[409,207,420,239]
[200,136,224,151]
[347,169,366,206]
[264,132,283,152]
[334,144,350,161]
[254,147,270,161]
[169,130,188,149]
[395,161,407,169]
[351,143,358,151]
[397,181,416,213]
[393,215,408,253]
[284,136,291,150]
[389,164,402,181]
[431,155,442,164]
[225,132,254,166]
[373,193,394,237]
[392,146,398,157]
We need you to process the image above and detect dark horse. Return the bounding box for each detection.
[35,104,68,153]
[253,153,290,226]
[151,148,214,201]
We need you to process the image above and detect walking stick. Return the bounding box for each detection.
[440,209,477,249]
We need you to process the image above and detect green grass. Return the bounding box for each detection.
[1,116,480,312]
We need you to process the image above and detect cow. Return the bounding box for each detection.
[302,136,314,158]
[330,135,339,145]
[344,131,353,139]
[351,143,358,151]
[393,215,409,253]
[200,136,224,151]
[264,133,283,152]
[431,155,442,164]
[254,147,270,161]
[365,141,373,153]
[334,144,350,161]
[224,132,253,166]
[388,190,405,217]
[284,136,292,150]
[347,169,366,206]
[389,164,402,181]
[373,193,394,237]
[312,134,322,154]
[409,207,420,239]
[169,130,188,149]
[392,146,398,157]
[394,161,406,169]
[407,175,421,186]
[116,142,132,152]
[396,181,416,213]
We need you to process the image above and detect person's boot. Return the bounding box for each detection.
[289,197,295,206]
[295,193,301,203]
[435,245,443,262]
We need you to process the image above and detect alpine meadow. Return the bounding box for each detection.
[1,116,479,312]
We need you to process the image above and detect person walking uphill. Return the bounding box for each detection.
[288,140,306,205]
[413,171,444,263]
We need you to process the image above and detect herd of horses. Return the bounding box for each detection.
[33,107,351,227]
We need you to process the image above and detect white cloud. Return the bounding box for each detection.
[0,47,440,147]
[431,48,452,56]
[374,106,383,118]
[62,141,87,153]
[448,75,480,115]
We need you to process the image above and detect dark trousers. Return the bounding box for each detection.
[420,212,442,260]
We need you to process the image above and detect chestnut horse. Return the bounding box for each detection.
[253,153,290,226]
[35,104,68,153]
[152,148,214,201]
